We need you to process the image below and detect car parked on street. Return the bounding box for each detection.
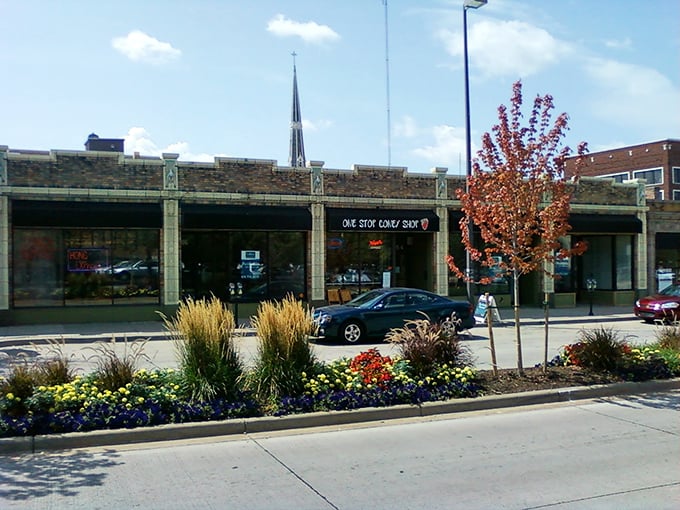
[312,287,474,344]
[634,283,680,323]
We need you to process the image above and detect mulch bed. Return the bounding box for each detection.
[475,365,624,395]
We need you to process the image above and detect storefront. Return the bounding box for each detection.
[11,200,161,308]
[180,204,310,303]
[0,147,654,325]
[325,208,439,300]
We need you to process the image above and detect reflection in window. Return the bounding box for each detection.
[326,233,391,296]
[12,228,160,307]
[181,231,306,302]
[578,235,633,291]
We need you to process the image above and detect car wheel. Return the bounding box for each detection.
[340,320,364,344]
[439,317,457,336]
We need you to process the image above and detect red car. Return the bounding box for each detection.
[634,284,680,322]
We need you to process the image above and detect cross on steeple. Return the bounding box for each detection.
[288,51,306,168]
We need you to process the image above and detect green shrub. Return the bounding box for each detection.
[32,339,77,386]
[655,323,680,351]
[568,326,628,373]
[85,338,150,392]
[0,361,37,416]
[385,313,472,378]
[248,295,317,407]
[161,295,243,402]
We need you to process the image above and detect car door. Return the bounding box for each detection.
[363,292,408,337]
[403,291,440,323]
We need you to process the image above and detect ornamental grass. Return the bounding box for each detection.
[248,294,318,408]
[161,295,244,403]
[385,313,473,379]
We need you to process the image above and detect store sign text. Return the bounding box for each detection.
[340,218,430,231]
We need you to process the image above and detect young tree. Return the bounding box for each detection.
[447,81,587,374]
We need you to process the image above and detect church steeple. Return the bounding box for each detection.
[288,52,306,168]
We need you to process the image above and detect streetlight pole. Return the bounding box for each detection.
[463,0,487,303]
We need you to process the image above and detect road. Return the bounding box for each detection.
[1,390,678,509]
[0,315,663,376]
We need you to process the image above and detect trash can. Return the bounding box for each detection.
[656,269,674,292]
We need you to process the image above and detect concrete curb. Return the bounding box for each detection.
[2,378,678,455]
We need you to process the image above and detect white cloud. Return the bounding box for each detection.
[438,19,571,78]
[124,127,223,162]
[584,57,680,133]
[604,37,632,50]
[303,118,333,132]
[394,115,418,138]
[266,14,340,44]
[112,30,181,65]
[412,125,466,168]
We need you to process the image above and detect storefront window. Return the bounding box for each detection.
[13,228,160,307]
[578,235,633,291]
[181,231,306,302]
[326,233,390,298]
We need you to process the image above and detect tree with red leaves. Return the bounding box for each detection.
[447,81,588,374]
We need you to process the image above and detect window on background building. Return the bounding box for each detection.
[13,228,160,307]
[599,172,629,183]
[673,167,680,184]
[673,190,680,201]
[632,168,663,185]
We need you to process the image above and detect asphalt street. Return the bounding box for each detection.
[0,304,660,374]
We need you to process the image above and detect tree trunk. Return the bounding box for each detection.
[513,271,523,374]
[543,291,549,374]
[486,300,498,377]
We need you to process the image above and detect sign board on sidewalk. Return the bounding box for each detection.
[474,294,502,324]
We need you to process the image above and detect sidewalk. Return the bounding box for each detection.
[0,304,636,346]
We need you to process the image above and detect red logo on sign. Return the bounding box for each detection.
[420,218,429,230]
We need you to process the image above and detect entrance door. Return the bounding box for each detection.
[396,234,432,290]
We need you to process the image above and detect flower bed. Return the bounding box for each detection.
[0,351,480,437]
[2,303,678,439]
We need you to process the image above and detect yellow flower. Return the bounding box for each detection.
[6,393,14,400]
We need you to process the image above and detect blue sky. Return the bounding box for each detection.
[2,0,679,175]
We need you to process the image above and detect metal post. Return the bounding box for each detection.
[462,0,486,302]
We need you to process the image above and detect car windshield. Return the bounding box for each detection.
[345,289,386,307]
[659,284,680,297]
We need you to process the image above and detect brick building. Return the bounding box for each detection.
[0,141,648,326]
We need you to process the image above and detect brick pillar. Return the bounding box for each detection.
[308,160,325,303]
[162,153,181,305]
[0,147,8,310]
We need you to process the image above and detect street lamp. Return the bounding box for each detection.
[586,276,597,316]
[463,0,487,302]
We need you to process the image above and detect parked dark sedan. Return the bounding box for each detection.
[312,287,474,344]
[634,284,680,322]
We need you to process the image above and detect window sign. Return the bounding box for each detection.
[67,248,108,272]
[240,250,263,279]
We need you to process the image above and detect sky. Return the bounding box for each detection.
[2,0,679,175]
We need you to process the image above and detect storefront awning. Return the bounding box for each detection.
[181,204,311,230]
[12,200,162,228]
[448,211,643,234]
[568,214,643,234]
